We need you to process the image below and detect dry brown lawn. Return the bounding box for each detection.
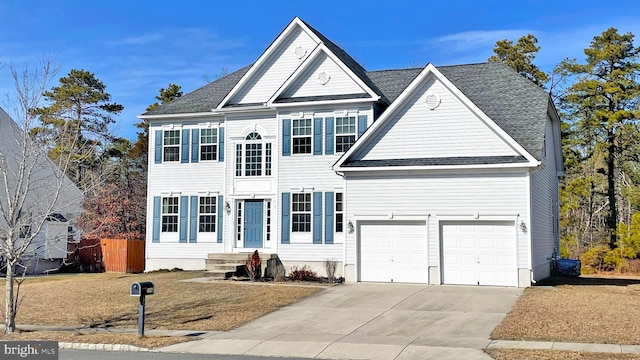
[0,330,192,349]
[486,349,640,360]
[492,276,640,344]
[0,271,324,331]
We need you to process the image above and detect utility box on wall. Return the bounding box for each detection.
[100,238,145,273]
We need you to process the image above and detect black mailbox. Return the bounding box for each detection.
[130,282,154,297]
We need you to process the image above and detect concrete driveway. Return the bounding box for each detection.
[160,283,522,359]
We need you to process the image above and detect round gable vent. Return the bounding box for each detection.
[294,45,307,59]
[317,71,331,85]
[424,92,441,110]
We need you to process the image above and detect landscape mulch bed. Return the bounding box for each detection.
[491,276,640,345]
[486,349,640,360]
[0,271,325,331]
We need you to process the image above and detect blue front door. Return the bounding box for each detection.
[244,200,264,248]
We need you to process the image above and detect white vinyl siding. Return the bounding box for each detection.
[344,170,529,272]
[230,26,318,104]
[530,116,560,281]
[352,75,518,161]
[276,108,373,261]
[281,52,367,98]
[147,121,226,260]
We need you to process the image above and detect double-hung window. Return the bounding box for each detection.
[161,197,179,232]
[335,192,344,233]
[292,119,312,154]
[291,193,311,232]
[199,196,216,232]
[200,128,218,161]
[163,130,180,162]
[335,116,356,153]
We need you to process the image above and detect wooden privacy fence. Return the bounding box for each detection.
[100,238,145,273]
[68,238,103,272]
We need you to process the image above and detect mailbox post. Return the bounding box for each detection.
[130,281,154,337]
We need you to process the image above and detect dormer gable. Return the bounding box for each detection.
[217,17,322,108]
[268,44,380,106]
[217,17,383,109]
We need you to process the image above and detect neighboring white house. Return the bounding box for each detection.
[0,107,83,273]
[140,17,563,287]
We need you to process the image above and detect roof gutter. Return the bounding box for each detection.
[138,105,275,120]
[335,160,541,173]
[137,111,217,120]
[269,96,381,108]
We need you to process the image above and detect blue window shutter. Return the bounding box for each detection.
[313,117,323,155]
[181,129,189,163]
[325,117,334,155]
[191,129,199,163]
[154,130,162,164]
[281,192,290,244]
[313,192,322,244]
[282,119,291,156]
[358,115,367,137]
[189,196,198,243]
[152,196,160,243]
[324,192,334,244]
[179,196,188,243]
[217,195,223,243]
[218,127,225,162]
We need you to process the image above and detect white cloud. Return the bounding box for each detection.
[434,29,536,51]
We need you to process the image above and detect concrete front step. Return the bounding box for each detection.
[205,258,247,266]
[206,264,245,272]
[203,270,232,279]
[204,253,275,279]
[207,252,273,260]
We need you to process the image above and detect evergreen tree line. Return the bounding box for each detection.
[490,28,640,273]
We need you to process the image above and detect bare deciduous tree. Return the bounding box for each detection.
[0,58,84,333]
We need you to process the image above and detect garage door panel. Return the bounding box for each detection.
[441,221,516,287]
[359,221,426,283]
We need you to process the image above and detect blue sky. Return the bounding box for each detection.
[1,1,639,140]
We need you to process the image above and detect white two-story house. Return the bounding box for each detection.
[140,17,563,287]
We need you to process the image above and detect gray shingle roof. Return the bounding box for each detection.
[143,65,252,116]
[300,19,389,103]
[366,68,422,103]
[439,62,550,160]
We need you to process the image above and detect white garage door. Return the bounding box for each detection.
[359,221,427,283]
[441,221,516,287]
